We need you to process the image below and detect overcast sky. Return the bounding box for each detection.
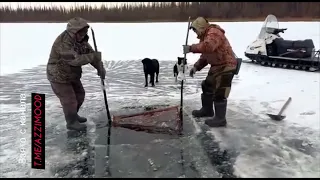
[0,2,145,9]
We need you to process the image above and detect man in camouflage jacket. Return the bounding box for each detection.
[47,17,106,131]
[183,17,237,127]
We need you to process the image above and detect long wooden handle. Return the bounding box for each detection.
[277,97,292,115]
[91,28,98,52]
[179,16,192,133]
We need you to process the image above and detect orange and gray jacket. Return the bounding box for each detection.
[189,17,237,73]
[47,17,103,83]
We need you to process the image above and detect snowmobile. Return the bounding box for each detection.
[244,14,320,72]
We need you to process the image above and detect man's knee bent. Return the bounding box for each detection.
[71,80,85,105]
[213,88,230,101]
[75,91,85,106]
[60,96,78,111]
[219,73,234,88]
[201,80,214,94]
[50,82,78,113]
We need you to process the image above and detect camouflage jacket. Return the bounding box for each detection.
[47,17,103,83]
[190,23,237,73]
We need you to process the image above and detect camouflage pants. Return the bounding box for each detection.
[50,80,85,118]
[201,66,235,101]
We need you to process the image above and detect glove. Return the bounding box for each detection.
[183,45,191,54]
[97,62,106,80]
[189,67,196,78]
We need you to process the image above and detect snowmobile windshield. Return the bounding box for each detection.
[257,14,279,39]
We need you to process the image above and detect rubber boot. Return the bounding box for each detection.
[77,105,87,123]
[205,99,227,127]
[66,114,87,131]
[77,114,87,123]
[192,93,214,118]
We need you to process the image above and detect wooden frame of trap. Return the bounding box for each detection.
[112,105,182,135]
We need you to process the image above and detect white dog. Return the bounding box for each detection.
[173,57,188,82]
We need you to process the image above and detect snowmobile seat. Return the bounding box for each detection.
[273,38,315,58]
[292,39,314,49]
[273,39,294,55]
[274,39,314,50]
[273,39,293,50]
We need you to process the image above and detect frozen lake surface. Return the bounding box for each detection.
[1,21,319,75]
[0,21,319,178]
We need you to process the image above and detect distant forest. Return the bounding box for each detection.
[0,2,319,23]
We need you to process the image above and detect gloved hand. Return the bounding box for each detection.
[183,45,191,54]
[97,62,106,80]
[189,67,196,78]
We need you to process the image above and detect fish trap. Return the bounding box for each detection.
[112,105,181,135]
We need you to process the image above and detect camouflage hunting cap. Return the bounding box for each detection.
[190,17,209,34]
[66,17,90,34]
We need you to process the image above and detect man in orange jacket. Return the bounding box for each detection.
[183,17,237,127]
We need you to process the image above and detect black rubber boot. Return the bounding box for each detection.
[192,93,214,118]
[66,114,87,131]
[76,105,87,123]
[205,99,227,127]
[77,115,87,123]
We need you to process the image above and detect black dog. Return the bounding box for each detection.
[173,57,187,82]
[141,58,159,87]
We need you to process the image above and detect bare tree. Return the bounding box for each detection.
[0,2,319,22]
